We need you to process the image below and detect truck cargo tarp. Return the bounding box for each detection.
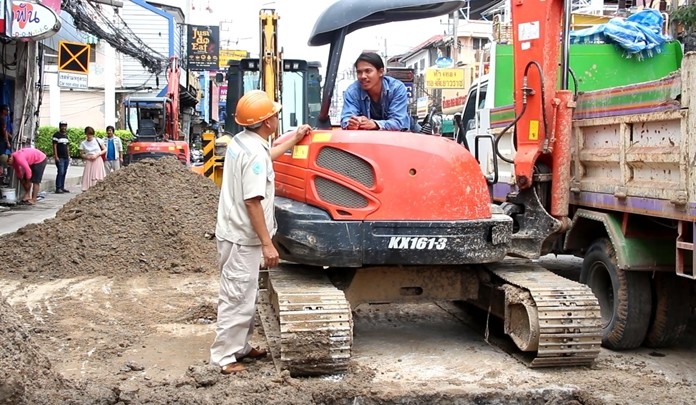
[569,9,670,60]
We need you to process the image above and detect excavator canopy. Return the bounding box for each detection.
[309,0,466,46]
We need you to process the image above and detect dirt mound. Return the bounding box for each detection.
[0,158,220,403]
[0,299,70,404]
[0,158,220,280]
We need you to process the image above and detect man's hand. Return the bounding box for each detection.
[347,116,378,130]
[293,124,312,143]
[347,116,361,130]
[358,117,378,130]
[261,242,280,269]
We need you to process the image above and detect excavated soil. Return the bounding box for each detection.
[0,158,695,404]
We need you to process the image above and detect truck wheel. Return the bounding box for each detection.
[643,272,691,348]
[580,238,652,350]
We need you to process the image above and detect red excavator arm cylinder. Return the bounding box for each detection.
[510,0,573,219]
[510,0,563,188]
[166,56,180,141]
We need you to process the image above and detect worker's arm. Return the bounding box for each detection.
[15,155,31,180]
[270,125,312,160]
[340,84,364,130]
[245,197,279,268]
[373,81,410,131]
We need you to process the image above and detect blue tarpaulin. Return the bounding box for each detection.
[570,9,670,59]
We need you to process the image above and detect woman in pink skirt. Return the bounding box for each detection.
[79,126,106,191]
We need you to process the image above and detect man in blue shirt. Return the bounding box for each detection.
[341,52,411,131]
[104,125,123,174]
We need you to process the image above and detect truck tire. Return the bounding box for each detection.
[580,238,652,350]
[643,272,691,348]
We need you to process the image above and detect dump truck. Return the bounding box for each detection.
[459,10,694,350]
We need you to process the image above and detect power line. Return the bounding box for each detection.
[62,0,167,74]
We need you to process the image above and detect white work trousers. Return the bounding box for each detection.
[210,240,261,367]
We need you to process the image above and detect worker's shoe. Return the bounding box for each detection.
[55,189,64,194]
[221,362,246,374]
[61,189,70,193]
[238,347,268,361]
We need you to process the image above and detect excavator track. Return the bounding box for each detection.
[486,260,602,367]
[260,264,352,376]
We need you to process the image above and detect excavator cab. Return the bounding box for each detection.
[224,58,321,135]
[126,98,167,141]
[123,97,189,165]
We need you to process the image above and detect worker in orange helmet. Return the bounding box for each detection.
[211,90,312,375]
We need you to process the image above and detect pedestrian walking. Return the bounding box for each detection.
[52,121,71,193]
[79,126,106,191]
[103,125,123,174]
[210,90,312,374]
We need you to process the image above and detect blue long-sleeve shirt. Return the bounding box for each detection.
[340,76,410,131]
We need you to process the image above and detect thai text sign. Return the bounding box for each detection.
[187,25,219,71]
[9,0,60,40]
[58,71,88,89]
[219,49,249,69]
[425,68,465,89]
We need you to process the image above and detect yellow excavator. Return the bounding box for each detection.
[203,9,321,187]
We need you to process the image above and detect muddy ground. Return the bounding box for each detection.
[0,158,695,404]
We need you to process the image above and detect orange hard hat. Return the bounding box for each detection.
[235,90,282,126]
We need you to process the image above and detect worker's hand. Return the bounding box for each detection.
[261,243,280,269]
[347,116,362,130]
[294,124,312,142]
[358,117,378,130]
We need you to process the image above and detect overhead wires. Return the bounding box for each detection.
[62,0,167,74]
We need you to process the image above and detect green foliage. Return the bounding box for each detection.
[36,126,134,158]
[671,3,696,32]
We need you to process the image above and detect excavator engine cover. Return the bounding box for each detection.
[273,130,512,267]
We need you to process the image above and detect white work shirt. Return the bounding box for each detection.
[215,129,276,246]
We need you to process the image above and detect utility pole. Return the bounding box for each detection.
[452,10,459,66]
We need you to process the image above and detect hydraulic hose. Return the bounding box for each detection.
[494,60,548,165]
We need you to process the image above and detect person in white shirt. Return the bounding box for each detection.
[210,90,311,375]
[79,126,106,191]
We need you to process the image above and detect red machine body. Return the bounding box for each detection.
[274,130,492,221]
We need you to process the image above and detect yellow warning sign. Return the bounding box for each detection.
[58,41,90,74]
[529,120,539,141]
[292,145,309,160]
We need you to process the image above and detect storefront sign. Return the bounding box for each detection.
[219,49,248,69]
[424,68,465,89]
[9,0,60,40]
[187,25,219,71]
[441,88,467,115]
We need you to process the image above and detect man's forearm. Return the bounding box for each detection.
[245,199,272,245]
[270,134,299,160]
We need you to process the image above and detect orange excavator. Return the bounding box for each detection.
[261,0,602,376]
[123,56,190,165]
